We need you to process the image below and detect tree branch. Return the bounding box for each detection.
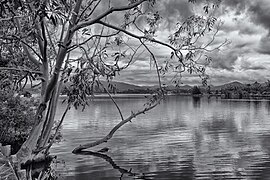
[72,0,147,31]
[96,20,178,51]
[99,82,124,121]
[72,97,161,153]
[14,18,41,67]
[140,39,163,92]
[67,31,120,52]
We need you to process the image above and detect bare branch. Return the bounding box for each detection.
[99,82,124,121]
[80,0,102,22]
[120,44,144,70]
[72,97,161,153]
[67,31,120,52]
[140,39,163,92]
[77,0,97,22]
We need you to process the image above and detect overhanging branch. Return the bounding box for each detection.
[96,20,178,52]
[72,0,147,31]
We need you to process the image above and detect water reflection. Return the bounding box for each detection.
[74,151,152,180]
[192,96,201,108]
[52,96,270,179]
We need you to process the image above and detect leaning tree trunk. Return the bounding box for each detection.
[15,0,83,165]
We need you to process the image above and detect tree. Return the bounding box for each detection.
[0,0,226,178]
[192,86,202,95]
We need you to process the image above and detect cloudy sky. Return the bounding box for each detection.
[87,0,270,86]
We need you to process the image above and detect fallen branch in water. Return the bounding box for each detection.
[72,96,161,153]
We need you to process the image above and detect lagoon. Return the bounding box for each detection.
[51,96,270,179]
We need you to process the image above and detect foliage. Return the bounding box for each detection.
[191,86,202,95]
[0,90,37,154]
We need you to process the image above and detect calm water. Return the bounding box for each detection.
[51,96,270,180]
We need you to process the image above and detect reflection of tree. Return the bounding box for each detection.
[191,86,202,95]
[252,101,262,114]
[192,97,201,108]
[266,101,270,114]
[75,151,150,180]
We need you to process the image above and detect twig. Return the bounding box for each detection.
[99,82,124,121]
[140,39,163,92]
[44,103,71,155]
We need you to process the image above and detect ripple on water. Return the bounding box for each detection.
[51,96,270,179]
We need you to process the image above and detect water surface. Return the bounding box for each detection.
[52,96,270,179]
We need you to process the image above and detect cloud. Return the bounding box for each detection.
[257,35,270,55]
[208,68,269,85]
[239,59,266,71]
[209,49,239,71]
[156,0,194,29]
[222,0,270,33]
[248,0,270,33]
[208,33,256,71]
[222,0,248,15]
[115,69,159,85]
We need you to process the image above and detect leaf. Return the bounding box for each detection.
[203,5,209,14]
[170,51,174,59]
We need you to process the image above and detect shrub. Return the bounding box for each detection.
[0,90,37,154]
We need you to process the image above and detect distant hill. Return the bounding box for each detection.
[100,81,250,92]
[100,81,144,92]
[23,80,269,95]
[213,81,244,90]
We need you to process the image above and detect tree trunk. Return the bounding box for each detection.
[15,0,83,165]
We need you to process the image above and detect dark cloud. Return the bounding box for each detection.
[159,0,193,28]
[257,34,270,55]
[248,1,270,33]
[222,0,270,33]
[162,0,192,19]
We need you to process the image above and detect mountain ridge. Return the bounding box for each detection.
[105,80,267,92]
